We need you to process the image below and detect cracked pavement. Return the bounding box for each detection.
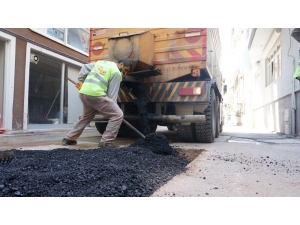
[152,125,300,197]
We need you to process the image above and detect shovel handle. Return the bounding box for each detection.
[68,77,77,85]
[122,119,145,139]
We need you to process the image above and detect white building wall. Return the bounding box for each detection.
[251,28,300,134]
[281,29,300,92]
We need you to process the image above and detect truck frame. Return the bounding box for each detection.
[89,28,224,143]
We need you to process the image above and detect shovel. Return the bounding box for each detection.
[122,119,145,139]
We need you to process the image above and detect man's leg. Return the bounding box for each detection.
[89,96,123,143]
[65,94,97,141]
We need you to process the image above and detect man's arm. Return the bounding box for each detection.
[107,73,121,103]
[78,63,96,82]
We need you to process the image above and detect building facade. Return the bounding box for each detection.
[230,28,300,135]
[0,28,89,131]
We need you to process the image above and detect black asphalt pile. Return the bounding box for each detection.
[131,133,178,156]
[0,143,187,197]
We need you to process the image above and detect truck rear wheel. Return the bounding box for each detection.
[220,121,223,133]
[215,96,220,138]
[95,121,141,138]
[119,121,157,137]
[119,121,144,137]
[176,124,196,142]
[195,88,216,143]
[149,124,158,133]
[167,124,177,131]
[95,122,107,135]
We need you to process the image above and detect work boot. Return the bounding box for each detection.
[62,138,77,146]
[0,150,14,164]
[98,141,117,148]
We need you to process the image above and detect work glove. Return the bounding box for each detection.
[76,81,83,90]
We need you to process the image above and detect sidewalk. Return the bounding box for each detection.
[1,125,300,150]
[0,127,135,151]
[221,124,300,144]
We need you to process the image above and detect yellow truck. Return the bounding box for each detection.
[89,28,224,143]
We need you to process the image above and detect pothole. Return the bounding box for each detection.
[228,137,258,144]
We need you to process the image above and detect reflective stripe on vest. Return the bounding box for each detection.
[81,71,107,96]
[85,71,108,87]
[79,61,121,96]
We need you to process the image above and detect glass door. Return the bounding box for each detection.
[28,52,63,125]
[27,51,83,130]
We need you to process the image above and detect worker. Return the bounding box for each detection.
[62,58,132,148]
[294,62,300,81]
[291,28,300,81]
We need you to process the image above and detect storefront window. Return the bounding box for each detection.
[47,28,65,42]
[67,28,89,53]
[27,50,83,127]
[31,28,90,54]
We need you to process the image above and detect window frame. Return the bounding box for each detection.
[30,28,89,56]
[0,31,16,130]
[23,42,84,130]
[265,38,281,87]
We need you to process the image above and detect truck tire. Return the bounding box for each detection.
[195,88,216,143]
[95,121,141,138]
[119,121,143,137]
[119,122,156,136]
[150,124,158,133]
[95,122,126,137]
[215,96,220,138]
[167,124,177,131]
[220,121,223,133]
[95,122,107,135]
[176,123,196,142]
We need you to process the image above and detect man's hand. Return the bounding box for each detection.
[76,81,83,90]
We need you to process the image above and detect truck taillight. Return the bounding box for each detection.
[179,87,201,96]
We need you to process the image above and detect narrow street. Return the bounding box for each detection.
[1,124,299,197]
[153,125,300,197]
[1,21,300,225]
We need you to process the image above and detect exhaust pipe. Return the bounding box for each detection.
[93,114,205,123]
[148,115,205,123]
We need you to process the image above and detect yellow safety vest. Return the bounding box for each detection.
[79,61,122,96]
[294,61,300,80]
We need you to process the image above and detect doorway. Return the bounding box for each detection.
[27,51,83,129]
[0,32,15,130]
[28,53,62,125]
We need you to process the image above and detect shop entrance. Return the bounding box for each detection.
[27,51,83,129]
